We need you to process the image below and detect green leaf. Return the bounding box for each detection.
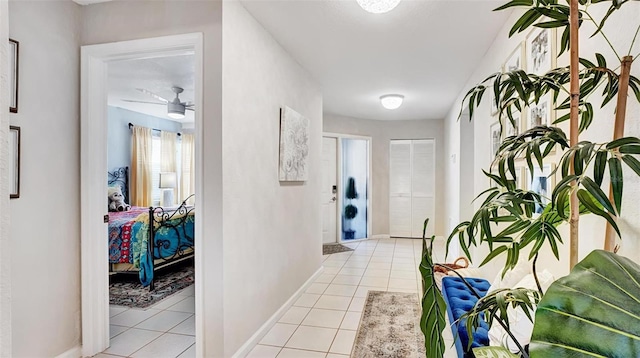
[622,155,640,177]
[581,177,616,215]
[530,250,640,357]
[480,245,509,267]
[606,137,640,149]
[594,150,608,186]
[473,346,519,358]
[576,189,620,237]
[619,144,640,154]
[419,235,447,358]
[609,157,623,214]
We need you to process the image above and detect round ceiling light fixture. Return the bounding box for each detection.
[380,94,404,110]
[356,0,401,14]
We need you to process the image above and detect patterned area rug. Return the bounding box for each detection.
[109,265,194,309]
[352,291,426,358]
[323,243,355,255]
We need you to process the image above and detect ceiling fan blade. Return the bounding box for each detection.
[186,107,195,112]
[184,102,195,108]
[121,99,166,105]
[136,88,169,103]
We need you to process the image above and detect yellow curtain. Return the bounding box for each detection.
[131,126,152,206]
[161,131,177,205]
[180,133,195,205]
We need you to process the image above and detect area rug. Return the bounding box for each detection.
[351,291,425,358]
[109,265,194,309]
[323,243,354,255]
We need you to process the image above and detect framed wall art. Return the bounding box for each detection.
[279,106,310,181]
[525,163,556,214]
[526,27,555,75]
[505,112,521,138]
[10,126,20,198]
[528,94,554,129]
[504,42,525,73]
[9,39,19,113]
[490,121,501,159]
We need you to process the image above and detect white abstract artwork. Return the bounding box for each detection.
[529,95,552,129]
[279,106,310,181]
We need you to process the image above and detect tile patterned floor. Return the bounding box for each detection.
[100,238,456,358]
[246,238,457,358]
[99,285,195,358]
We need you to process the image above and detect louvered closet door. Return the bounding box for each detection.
[389,139,436,238]
[389,140,412,237]
[411,140,435,238]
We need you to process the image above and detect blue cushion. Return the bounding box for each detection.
[441,276,491,358]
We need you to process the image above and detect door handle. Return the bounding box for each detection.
[103,214,110,223]
[331,197,337,202]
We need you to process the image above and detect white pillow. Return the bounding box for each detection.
[447,267,482,278]
[488,270,555,353]
[487,258,531,293]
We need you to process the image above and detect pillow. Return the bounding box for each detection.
[487,258,531,293]
[488,270,555,353]
[447,267,482,278]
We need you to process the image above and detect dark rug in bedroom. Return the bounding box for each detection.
[323,243,354,255]
[109,265,194,309]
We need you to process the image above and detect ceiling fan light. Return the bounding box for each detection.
[167,102,185,119]
[380,94,404,110]
[357,0,401,14]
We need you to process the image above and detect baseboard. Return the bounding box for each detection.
[371,234,391,239]
[231,266,325,358]
[56,345,81,358]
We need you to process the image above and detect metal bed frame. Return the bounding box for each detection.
[108,167,195,290]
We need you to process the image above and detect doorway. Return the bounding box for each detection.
[80,34,204,357]
[322,133,372,244]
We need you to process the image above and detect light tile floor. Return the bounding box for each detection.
[100,238,456,358]
[246,237,457,358]
[99,285,195,358]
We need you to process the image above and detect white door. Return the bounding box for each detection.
[322,137,338,244]
[389,139,436,238]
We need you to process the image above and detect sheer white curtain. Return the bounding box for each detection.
[160,131,177,205]
[180,133,195,205]
[131,126,153,206]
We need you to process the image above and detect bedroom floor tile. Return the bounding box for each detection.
[166,296,195,313]
[110,308,161,327]
[169,315,195,336]
[110,324,129,339]
[135,310,192,332]
[104,328,163,356]
[130,333,195,358]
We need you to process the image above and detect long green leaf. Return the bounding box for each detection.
[576,189,620,237]
[609,157,623,214]
[581,177,616,215]
[622,155,640,177]
[530,251,640,357]
[419,223,447,358]
[594,151,608,186]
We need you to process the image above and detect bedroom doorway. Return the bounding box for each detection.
[81,34,205,357]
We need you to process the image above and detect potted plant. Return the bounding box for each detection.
[343,177,359,240]
[420,0,640,357]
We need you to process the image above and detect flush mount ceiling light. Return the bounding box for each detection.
[380,94,404,110]
[357,0,401,14]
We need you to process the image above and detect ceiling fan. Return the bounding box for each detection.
[123,86,194,119]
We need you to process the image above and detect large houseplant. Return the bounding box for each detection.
[420,0,640,357]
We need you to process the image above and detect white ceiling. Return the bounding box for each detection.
[240,0,512,121]
[108,54,195,124]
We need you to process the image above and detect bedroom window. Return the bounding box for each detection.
[151,136,162,206]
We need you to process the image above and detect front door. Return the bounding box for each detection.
[322,137,338,244]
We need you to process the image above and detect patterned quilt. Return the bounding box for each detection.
[108,206,149,264]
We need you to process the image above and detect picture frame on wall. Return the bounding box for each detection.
[279,106,310,181]
[504,42,525,73]
[505,112,521,138]
[490,121,501,159]
[9,39,19,113]
[525,163,556,214]
[526,27,555,75]
[10,126,20,198]
[528,94,554,129]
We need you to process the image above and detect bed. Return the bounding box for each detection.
[108,167,195,290]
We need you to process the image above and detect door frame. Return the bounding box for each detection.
[323,132,372,243]
[80,33,204,357]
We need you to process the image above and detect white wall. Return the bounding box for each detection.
[0,1,11,355]
[221,2,323,355]
[82,1,225,356]
[323,114,445,237]
[443,5,640,279]
[8,1,82,356]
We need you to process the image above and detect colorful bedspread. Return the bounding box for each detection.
[109,206,195,286]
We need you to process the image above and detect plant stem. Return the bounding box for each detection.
[629,24,640,56]
[584,11,622,61]
[569,0,581,269]
[532,253,543,296]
